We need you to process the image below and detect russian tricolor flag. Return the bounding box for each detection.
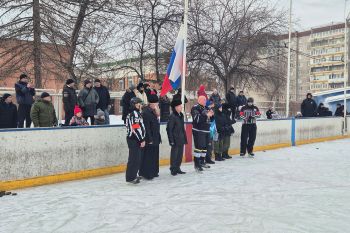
[160,24,186,96]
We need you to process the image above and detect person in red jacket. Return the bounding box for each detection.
[197,85,208,100]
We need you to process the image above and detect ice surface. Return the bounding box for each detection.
[1,139,350,233]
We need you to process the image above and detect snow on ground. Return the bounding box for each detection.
[1,139,350,233]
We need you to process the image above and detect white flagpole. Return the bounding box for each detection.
[286,0,292,117]
[344,0,348,133]
[181,0,188,113]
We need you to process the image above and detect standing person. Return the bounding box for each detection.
[135,82,148,105]
[159,95,171,122]
[210,89,221,107]
[30,92,58,128]
[167,99,188,175]
[239,97,261,157]
[301,93,317,117]
[173,88,188,104]
[0,94,18,129]
[213,103,235,161]
[197,84,208,99]
[191,96,214,172]
[226,86,237,120]
[15,73,35,128]
[125,97,146,184]
[69,106,89,126]
[205,100,216,164]
[140,94,161,180]
[94,79,111,124]
[62,79,77,126]
[237,91,247,109]
[78,79,99,125]
[121,85,136,124]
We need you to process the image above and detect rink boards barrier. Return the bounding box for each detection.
[1,117,349,190]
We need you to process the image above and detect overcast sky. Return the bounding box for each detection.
[279,0,346,31]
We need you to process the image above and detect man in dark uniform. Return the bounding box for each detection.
[301,93,317,117]
[239,97,261,157]
[62,79,77,126]
[191,96,214,172]
[125,97,146,184]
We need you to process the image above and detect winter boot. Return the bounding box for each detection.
[127,177,141,184]
[194,157,203,172]
[248,152,255,157]
[222,151,232,159]
[240,153,245,157]
[215,153,224,161]
[177,168,186,174]
[205,154,216,164]
[200,157,210,168]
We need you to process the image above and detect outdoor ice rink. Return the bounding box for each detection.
[1,139,350,233]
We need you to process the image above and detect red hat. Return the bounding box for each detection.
[74,105,82,115]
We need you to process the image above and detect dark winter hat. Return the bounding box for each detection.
[19,73,28,80]
[84,79,92,86]
[247,97,254,103]
[137,82,144,89]
[148,94,159,103]
[41,92,50,99]
[307,93,312,97]
[171,99,182,108]
[94,79,101,83]
[2,93,11,101]
[130,97,143,106]
[66,79,75,85]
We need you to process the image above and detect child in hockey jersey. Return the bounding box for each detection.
[94,109,106,125]
[239,97,261,157]
[70,106,89,126]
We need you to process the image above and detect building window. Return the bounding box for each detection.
[128,77,133,88]
[119,79,124,90]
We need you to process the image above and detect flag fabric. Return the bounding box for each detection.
[160,24,186,96]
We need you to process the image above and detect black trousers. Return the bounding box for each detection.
[18,104,32,128]
[206,138,213,161]
[126,138,142,182]
[170,145,184,172]
[139,144,159,179]
[240,124,257,154]
[193,130,209,157]
[64,109,74,126]
[84,116,95,125]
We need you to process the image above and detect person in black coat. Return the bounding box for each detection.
[317,103,332,117]
[334,104,344,117]
[213,103,235,161]
[121,85,136,124]
[167,99,188,175]
[236,91,247,108]
[301,93,317,117]
[94,79,111,124]
[0,94,18,129]
[62,79,77,126]
[140,94,162,180]
[159,95,171,122]
[266,107,274,119]
[225,86,237,120]
[15,73,35,128]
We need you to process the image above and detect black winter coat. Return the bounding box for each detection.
[301,98,317,117]
[0,100,18,128]
[237,95,247,107]
[191,104,212,131]
[159,96,171,122]
[142,106,162,145]
[167,111,188,146]
[226,91,237,108]
[334,106,344,116]
[215,109,234,138]
[15,81,35,105]
[94,85,111,111]
[62,85,77,113]
[122,90,136,121]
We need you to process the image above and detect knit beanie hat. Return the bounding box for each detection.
[148,94,159,103]
[66,79,75,85]
[41,92,50,99]
[74,105,82,115]
[2,93,12,101]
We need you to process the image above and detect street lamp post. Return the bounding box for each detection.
[286,0,292,117]
[344,0,348,133]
